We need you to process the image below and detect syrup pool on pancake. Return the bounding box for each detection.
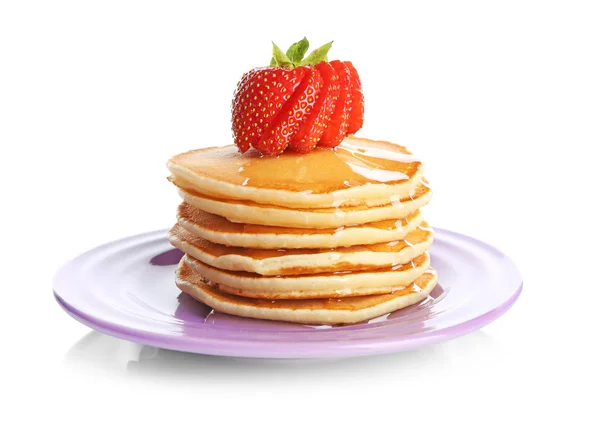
[167,137,424,209]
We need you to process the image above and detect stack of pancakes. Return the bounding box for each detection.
[167,136,437,324]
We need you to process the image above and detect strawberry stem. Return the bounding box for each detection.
[269,38,333,68]
[286,37,310,63]
[270,42,294,68]
[299,41,333,66]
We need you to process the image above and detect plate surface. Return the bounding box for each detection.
[54,228,522,358]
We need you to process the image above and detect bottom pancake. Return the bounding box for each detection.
[175,258,438,325]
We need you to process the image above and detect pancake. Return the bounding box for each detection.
[169,222,434,276]
[181,253,431,299]
[167,137,424,209]
[175,183,431,228]
[176,260,438,324]
[176,203,425,249]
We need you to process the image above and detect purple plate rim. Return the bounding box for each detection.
[55,285,521,358]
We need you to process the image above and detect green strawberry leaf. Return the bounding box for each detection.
[285,37,310,64]
[271,42,294,67]
[300,41,333,66]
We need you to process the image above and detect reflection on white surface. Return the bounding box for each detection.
[64,330,500,381]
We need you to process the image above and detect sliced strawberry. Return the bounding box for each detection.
[231,39,364,155]
[288,62,337,153]
[232,67,305,152]
[318,60,351,148]
[256,67,323,156]
[344,61,364,135]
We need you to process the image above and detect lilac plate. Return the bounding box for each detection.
[53,228,522,358]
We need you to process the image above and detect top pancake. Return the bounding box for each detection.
[167,136,423,209]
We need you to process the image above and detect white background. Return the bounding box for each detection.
[1,0,599,440]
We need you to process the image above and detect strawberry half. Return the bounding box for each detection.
[231,38,365,156]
